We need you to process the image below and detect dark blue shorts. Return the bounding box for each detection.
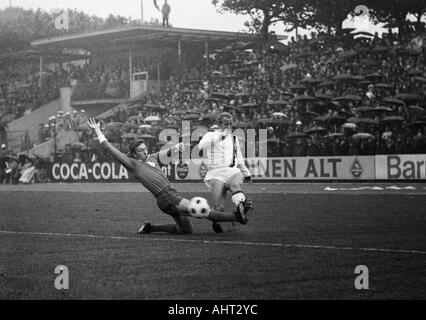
[156,186,184,217]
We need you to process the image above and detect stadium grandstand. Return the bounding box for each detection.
[0,14,425,183]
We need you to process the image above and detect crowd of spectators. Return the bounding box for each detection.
[102,28,425,158]
[0,64,69,121]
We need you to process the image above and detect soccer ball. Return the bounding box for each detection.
[188,197,211,219]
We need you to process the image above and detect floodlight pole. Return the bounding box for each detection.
[129,45,133,99]
[157,63,161,94]
[178,40,182,65]
[205,40,209,71]
[39,55,43,91]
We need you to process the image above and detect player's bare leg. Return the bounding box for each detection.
[138,215,193,234]
[210,180,227,233]
[226,173,254,219]
[177,198,250,225]
[139,215,193,234]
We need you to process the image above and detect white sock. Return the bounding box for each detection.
[232,192,246,207]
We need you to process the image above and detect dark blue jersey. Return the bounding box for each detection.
[101,141,172,197]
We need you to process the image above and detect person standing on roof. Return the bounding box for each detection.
[162,0,171,27]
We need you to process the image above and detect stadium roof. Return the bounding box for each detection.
[0,50,90,63]
[31,24,287,51]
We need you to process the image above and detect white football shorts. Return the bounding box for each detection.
[204,167,243,189]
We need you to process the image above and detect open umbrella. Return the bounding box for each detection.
[375,83,394,90]
[395,93,423,102]
[383,97,405,105]
[313,116,330,123]
[281,92,295,98]
[121,133,139,139]
[280,63,297,72]
[137,134,157,140]
[351,75,366,82]
[408,121,426,130]
[407,105,425,114]
[358,80,375,86]
[268,100,288,106]
[186,110,201,115]
[315,94,333,100]
[372,46,389,52]
[339,110,355,118]
[300,111,320,119]
[372,106,393,113]
[144,116,161,122]
[286,132,308,139]
[292,95,318,103]
[144,103,164,110]
[347,117,379,125]
[304,127,327,135]
[272,112,287,117]
[408,70,423,76]
[352,133,375,141]
[333,73,353,81]
[351,31,374,37]
[267,138,283,144]
[70,142,87,151]
[289,84,307,91]
[328,132,345,138]
[328,115,347,126]
[122,122,139,130]
[222,105,241,113]
[342,122,358,130]
[204,98,222,103]
[268,41,289,53]
[171,110,186,116]
[365,73,382,80]
[164,124,180,130]
[211,71,226,78]
[127,115,141,121]
[301,78,323,85]
[338,50,358,59]
[414,76,426,83]
[381,116,405,124]
[194,125,209,131]
[318,81,335,89]
[201,114,219,120]
[353,35,374,41]
[342,27,356,33]
[233,92,250,97]
[211,93,232,100]
[104,122,123,131]
[333,95,362,102]
[239,103,259,108]
[183,114,201,120]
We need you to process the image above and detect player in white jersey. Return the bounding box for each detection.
[199,112,254,233]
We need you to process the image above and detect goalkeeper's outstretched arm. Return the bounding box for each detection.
[87,118,134,172]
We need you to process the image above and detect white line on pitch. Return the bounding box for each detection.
[1,230,425,256]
